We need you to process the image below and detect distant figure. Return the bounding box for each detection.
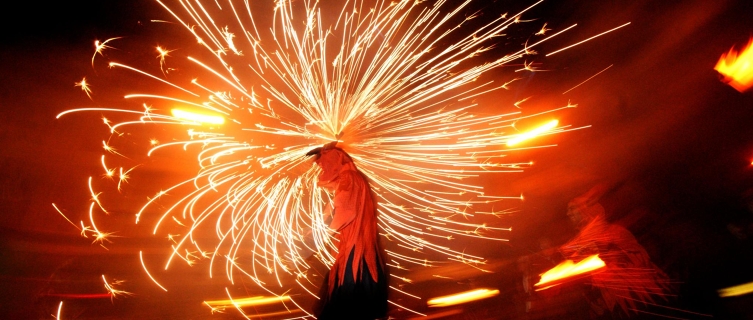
[560,186,669,318]
[307,143,388,320]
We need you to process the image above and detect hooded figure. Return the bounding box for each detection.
[308,144,388,319]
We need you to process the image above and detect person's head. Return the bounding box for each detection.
[567,192,606,229]
[306,142,357,185]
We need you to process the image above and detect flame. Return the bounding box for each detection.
[427,288,500,307]
[507,120,559,146]
[534,254,605,288]
[715,38,753,92]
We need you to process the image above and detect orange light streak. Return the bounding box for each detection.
[718,281,753,298]
[427,288,500,307]
[203,295,291,308]
[715,38,753,92]
[507,120,559,146]
[534,254,606,288]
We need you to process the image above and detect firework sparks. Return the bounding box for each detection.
[75,77,93,99]
[102,275,133,301]
[92,37,121,67]
[55,0,627,316]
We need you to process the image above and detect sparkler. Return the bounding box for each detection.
[55,0,624,317]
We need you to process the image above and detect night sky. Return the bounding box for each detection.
[2,0,753,319]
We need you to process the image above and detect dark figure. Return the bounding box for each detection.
[308,144,388,320]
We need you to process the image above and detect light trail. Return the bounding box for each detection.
[427,288,500,307]
[139,251,168,292]
[506,120,560,146]
[534,254,606,288]
[719,280,753,298]
[563,64,614,94]
[547,22,631,56]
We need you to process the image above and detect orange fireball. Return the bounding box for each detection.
[715,38,753,92]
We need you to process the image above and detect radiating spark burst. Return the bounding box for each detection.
[53,0,626,316]
[75,77,93,99]
[156,46,175,75]
[102,275,133,301]
[92,37,122,67]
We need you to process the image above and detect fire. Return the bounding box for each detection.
[715,38,753,92]
[534,254,605,288]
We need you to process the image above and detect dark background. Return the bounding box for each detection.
[2,0,753,318]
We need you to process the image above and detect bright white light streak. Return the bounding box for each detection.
[547,22,631,56]
[171,109,225,125]
[139,251,168,292]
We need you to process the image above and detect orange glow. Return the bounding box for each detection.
[715,38,753,92]
[534,254,605,288]
[203,295,291,308]
[507,120,559,146]
[718,281,753,298]
[427,288,500,307]
[171,109,225,125]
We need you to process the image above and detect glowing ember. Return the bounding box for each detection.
[534,254,605,288]
[715,37,753,92]
[427,288,500,307]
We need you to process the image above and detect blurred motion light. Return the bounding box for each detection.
[715,38,753,92]
[719,281,753,298]
[171,109,225,125]
[203,295,291,308]
[507,120,559,147]
[535,254,605,288]
[427,288,500,307]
